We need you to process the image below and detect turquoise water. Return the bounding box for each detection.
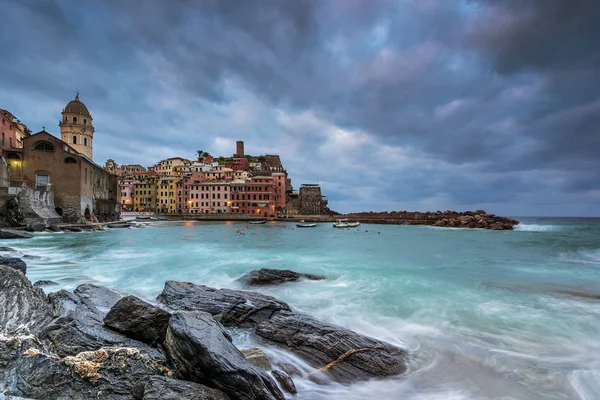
[5,218,600,399]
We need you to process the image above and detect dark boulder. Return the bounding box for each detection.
[0,335,170,400]
[0,266,52,335]
[25,223,46,232]
[0,229,33,239]
[104,295,172,345]
[158,281,291,327]
[163,311,284,400]
[42,286,164,361]
[22,254,43,260]
[62,227,82,232]
[237,268,326,286]
[48,224,62,232]
[0,256,26,274]
[255,311,407,382]
[271,370,297,395]
[132,376,230,400]
[158,281,408,383]
[0,246,15,251]
[33,280,60,287]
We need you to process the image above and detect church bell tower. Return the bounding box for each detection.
[59,93,95,159]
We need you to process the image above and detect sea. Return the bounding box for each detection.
[5,217,600,399]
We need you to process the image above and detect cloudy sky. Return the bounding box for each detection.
[1,0,598,216]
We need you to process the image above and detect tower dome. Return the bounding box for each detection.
[59,93,95,160]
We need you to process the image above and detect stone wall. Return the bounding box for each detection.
[9,185,62,226]
[297,185,328,215]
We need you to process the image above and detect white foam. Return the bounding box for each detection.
[515,224,562,232]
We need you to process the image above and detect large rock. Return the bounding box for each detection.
[0,256,27,274]
[25,223,46,232]
[237,268,325,286]
[163,311,284,400]
[0,335,170,400]
[271,370,297,395]
[0,266,52,335]
[255,311,407,382]
[132,376,230,400]
[0,246,16,251]
[104,295,172,345]
[0,229,33,239]
[41,285,164,361]
[33,280,59,287]
[158,281,408,383]
[240,348,271,370]
[158,281,291,327]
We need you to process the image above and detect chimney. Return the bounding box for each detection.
[236,141,244,157]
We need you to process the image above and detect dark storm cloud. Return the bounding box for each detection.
[0,0,598,215]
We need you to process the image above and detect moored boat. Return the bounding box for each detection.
[297,222,317,228]
[333,219,360,228]
[249,220,267,224]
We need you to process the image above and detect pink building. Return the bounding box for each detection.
[187,181,231,214]
[120,178,136,211]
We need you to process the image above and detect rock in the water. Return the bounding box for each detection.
[0,256,26,274]
[62,227,82,232]
[42,286,164,361]
[0,230,33,239]
[104,295,172,345]
[158,281,408,383]
[33,280,59,287]
[255,311,407,382]
[241,348,271,370]
[0,246,15,252]
[24,223,46,233]
[0,335,170,400]
[157,281,291,327]
[272,370,297,394]
[132,375,230,400]
[237,268,326,286]
[48,224,62,232]
[0,266,52,334]
[163,311,284,400]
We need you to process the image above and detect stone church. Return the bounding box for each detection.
[19,94,120,223]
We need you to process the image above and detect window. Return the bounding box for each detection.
[34,141,54,151]
[73,117,77,123]
[64,157,77,164]
[84,137,87,146]
[83,119,87,124]
[36,174,49,187]
[73,136,77,144]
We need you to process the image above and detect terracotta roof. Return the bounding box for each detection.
[63,94,91,117]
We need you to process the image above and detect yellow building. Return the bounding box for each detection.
[59,93,95,160]
[132,172,158,212]
[159,157,189,176]
[157,177,178,213]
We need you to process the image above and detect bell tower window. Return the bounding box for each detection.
[84,137,88,146]
[83,119,87,124]
[73,117,77,123]
[73,136,77,144]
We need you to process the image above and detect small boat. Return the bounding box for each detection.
[136,216,151,220]
[297,222,317,228]
[249,220,267,224]
[333,219,360,228]
[151,217,168,221]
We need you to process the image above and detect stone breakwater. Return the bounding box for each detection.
[0,266,408,399]
[343,210,520,230]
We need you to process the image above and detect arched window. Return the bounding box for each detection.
[64,157,77,164]
[73,136,77,144]
[73,117,77,123]
[83,119,87,124]
[34,141,54,151]
[84,137,87,146]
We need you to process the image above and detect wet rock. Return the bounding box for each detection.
[48,224,62,232]
[22,254,42,260]
[272,369,297,394]
[241,347,271,370]
[163,311,284,400]
[158,281,408,383]
[0,335,170,400]
[62,226,82,232]
[237,268,326,286]
[0,246,15,251]
[42,286,164,361]
[255,311,407,382]
[24,223,46,233]
[104,295,172,345]
[33,280,59,287]
[132,375,230,400]
[158,281,291,327]
[0,256,26,274]
[0,229,33,239]
[0,266,52,335]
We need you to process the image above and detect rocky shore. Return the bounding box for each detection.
[343,210,519,230]
[0,266,408,399]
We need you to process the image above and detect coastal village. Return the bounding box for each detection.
[0,94,331,227]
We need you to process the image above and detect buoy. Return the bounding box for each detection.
[378,232,380,234]
[366,230,368,232]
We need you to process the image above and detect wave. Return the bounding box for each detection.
[514,224,563,232]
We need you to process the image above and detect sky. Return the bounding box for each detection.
[1,0,599,216]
